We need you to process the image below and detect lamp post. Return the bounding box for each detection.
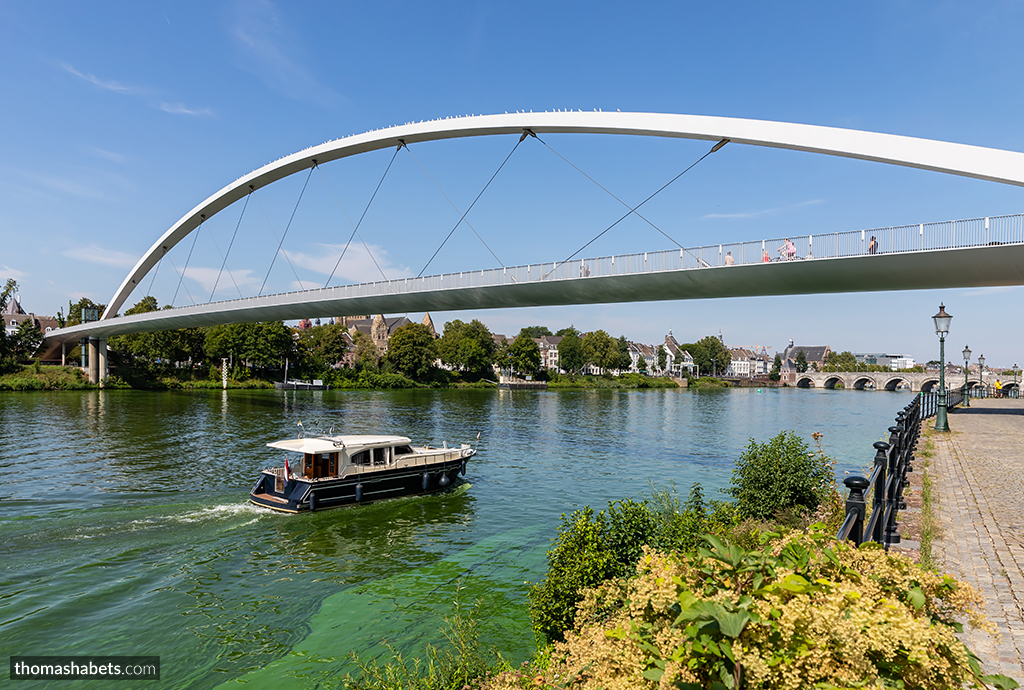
[962,345,971,407]
[932,304,952,432]
[1014,362,1020,399]
[978,354,985,397]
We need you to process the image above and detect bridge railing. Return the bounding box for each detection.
[150,213,1024,313]
[837,396,922,550]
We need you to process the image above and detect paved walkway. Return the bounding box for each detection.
[931,398,1024,680]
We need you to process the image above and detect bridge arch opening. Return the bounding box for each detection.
[823,376,845,390]
[796,377,815,389]
[884,377,910,392]
[920,379,940,393]
[853,377,875,391]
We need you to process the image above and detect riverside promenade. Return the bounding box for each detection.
[931,398,1024,679]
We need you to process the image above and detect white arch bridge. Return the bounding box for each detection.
[38,112,1024,380]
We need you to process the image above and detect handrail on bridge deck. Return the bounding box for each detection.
[836,389,966,549]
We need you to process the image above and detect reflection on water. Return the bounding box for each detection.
[0,387,909,689]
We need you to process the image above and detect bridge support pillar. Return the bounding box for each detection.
[97,338,107,387]
[86,338,108,385]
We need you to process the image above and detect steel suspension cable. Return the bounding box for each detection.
[325,146,401,288]
[210,191,251,302]
[539,136,729,270]
[316,165,390,285]
[259,165,315,296]
[172,216,203,306]
[146,249,163,297]
[412,136,523,277]
[166,256,197,306]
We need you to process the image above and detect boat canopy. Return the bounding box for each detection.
[266,435,413,455]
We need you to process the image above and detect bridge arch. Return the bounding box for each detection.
[852,376,875,390]
[103,111,1024,318]
[796,376,816,388]
[823,375,846,389]
[883,376,911,392]
[920,378,941,392]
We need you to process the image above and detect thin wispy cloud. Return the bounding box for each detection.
[159,102,214,117]
[59,61,213,117]
[88,147,129,164]
[60,63,139,94]
[284,243,411,284]
[2,265,28,280]
[181,266,260,297]
[703,199,824,220]
[22,171,110,201]
[229,0,342,109]
[63,244,140,269]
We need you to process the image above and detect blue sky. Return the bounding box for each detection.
[2,1,1023,367]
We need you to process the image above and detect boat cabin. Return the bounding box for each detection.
[266,434,417,483]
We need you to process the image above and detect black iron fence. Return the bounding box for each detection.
[837,396,923,549]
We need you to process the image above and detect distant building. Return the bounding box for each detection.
[627,341,659,373]
[779,339,831,373]
[663,331,693,375]
[339,313,436,355]
[3,295,58,339]
[855,353,916,370]
[534,335,564,371]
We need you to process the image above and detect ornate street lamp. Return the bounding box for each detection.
[932,304,952,432]
[978,354,985,396]
[962,345,971,408]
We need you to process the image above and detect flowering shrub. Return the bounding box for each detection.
[510,529,1018,690]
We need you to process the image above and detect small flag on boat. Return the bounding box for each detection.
[284,455,290,481]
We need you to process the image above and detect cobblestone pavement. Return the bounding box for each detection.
[931,398,1024,680]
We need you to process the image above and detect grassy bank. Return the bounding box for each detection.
[546,373,678,389]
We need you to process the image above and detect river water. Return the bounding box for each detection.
[0,387,908,688]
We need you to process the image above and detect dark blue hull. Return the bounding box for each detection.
[249,457,468,513]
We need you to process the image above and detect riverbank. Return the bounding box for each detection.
[0,366,681,391]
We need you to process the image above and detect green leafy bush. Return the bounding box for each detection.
[521,529,1018,690]
[727,430,835,521]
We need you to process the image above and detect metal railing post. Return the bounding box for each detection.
[843,476,870,545]
[870,440,890,542]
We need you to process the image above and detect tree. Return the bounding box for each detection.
[67,297,107,326]
[690,336,731,377]
[0,279,18,372]
[386,323,438,380]
[770,354,782,381]
[518,325,552,338]
[657,345,667,372]
[583,330,618,372]
[824,350,858,372]
[508,334,541,375]
[297,322,349,373]
[11,318,42,359]
[555,326,579,337]
[557,329,585,374]
[795,350,808,373]
[351,331,380,371]
[616,336,631,372]
[438,319,495,378]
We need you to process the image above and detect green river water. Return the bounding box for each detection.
[0,387,909,688]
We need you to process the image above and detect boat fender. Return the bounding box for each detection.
[439,473,450,488]
[355,483,363,502]
[309,492,316,511]
[460,459,467,476]
[422,472,430,491]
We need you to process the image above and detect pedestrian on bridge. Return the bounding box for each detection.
[724,251,735,265]
[868,235,878,254]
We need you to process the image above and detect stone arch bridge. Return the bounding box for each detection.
[796,371,942,392]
